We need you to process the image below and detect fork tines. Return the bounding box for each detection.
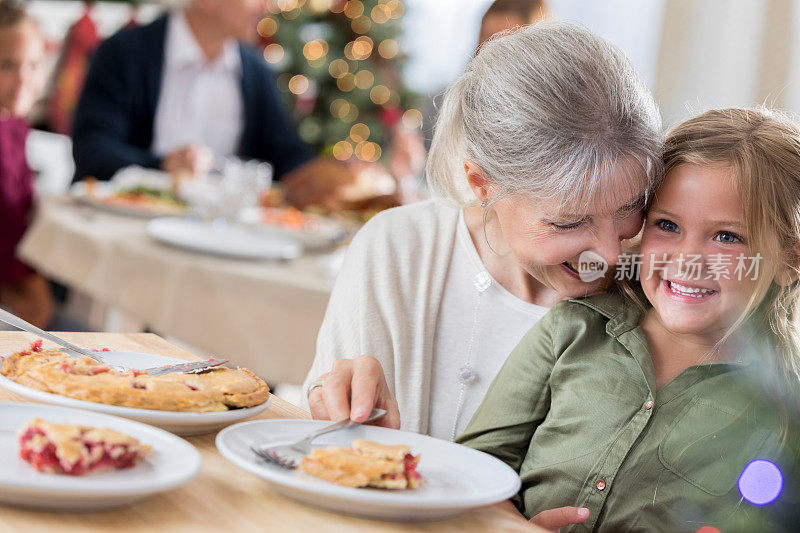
[251,446,299,470]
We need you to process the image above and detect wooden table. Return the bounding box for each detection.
[0,332,537,533]
[18,197,338,384]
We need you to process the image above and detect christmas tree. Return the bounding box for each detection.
[259,0,422,165]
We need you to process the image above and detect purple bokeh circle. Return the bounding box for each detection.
[738,459,783,506]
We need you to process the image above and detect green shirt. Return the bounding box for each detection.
[456,291,797,532]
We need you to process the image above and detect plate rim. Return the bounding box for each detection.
[0,401,202,496]
[146,217,303,260]
[215,419,521,510]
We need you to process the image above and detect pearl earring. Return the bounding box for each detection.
[480,201,487,208]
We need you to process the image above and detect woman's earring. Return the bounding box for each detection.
[480,201,487,208]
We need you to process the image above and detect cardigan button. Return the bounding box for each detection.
[644,400,654,411]
[596,479,606,491]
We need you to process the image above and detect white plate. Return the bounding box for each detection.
[0,351,270,435]
[147,217,302,260]
[216,420,521,521]
[0,402,202,511]
[238,207,348,250]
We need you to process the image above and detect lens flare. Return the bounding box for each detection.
[738,459,783,505]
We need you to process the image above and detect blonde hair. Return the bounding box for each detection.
[659,108,800,398]
[426,21,662,209]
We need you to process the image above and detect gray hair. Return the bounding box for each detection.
[426,22,663,209]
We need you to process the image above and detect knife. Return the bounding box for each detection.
[143,358,229,376]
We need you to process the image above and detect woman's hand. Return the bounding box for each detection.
[307,355,401,429]
[495,500,590,532]
[529,506,590,532]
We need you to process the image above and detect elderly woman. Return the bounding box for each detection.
[304,22,660,444]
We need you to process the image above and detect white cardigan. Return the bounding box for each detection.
[302,199,460,434]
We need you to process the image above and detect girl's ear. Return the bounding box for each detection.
[775,246,800,287]
[464,160,494,203]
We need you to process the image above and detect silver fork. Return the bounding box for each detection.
[0,307,228,376]
[251,408,387,469]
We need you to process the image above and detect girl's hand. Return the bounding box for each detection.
[307,355,401,429]
[530,506,590,532]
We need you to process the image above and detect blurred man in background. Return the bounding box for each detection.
[72,0,313,182]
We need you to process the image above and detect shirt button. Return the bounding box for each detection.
[644,400,654,411]
[596,478,607,491]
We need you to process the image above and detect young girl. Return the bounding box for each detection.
[458,108,800,532]
[0,1,52,328]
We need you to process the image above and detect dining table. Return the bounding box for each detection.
[0,331,541,533]
[17,196,339,385]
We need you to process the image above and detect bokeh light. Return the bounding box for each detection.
[288,74,310,95]
[369,85,390,105]
[378,39,399,59]
[257,17,278,38]
[354,69,375,89]
[402,109,423,129]
[349,123,370,142]
[355,141,381,162]
[330,98,350,118]
[351,15,372,34]
[343,0,365,19]
[336,72,356,92]
[348,36,373,60]
[263,43,285,64]
[307,0,329,14]
[333,140,354,160]
[328,59,349,78]
[738,459,783,505]
[371,4,390,23]
[303,40,328,61]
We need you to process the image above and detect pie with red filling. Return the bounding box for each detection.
[300,439,423,489]
[1,343,270,412]
[19,418,151,475]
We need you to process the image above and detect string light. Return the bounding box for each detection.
[349,123,370,142]
[402,109,423,129]
[288,74,310,94]
[263,43,285,64]
[369,85,390,105]
[378,39,399,59]
[332,140,354,160]
[354,69,374,89]
[257,17,278,38]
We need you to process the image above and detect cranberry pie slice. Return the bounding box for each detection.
[299,440,423,489]
[1,343,270,412]
[18,418,151,476]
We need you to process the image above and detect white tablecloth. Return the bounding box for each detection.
[18,197,336,384]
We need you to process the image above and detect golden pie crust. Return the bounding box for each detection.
[300,440,422,489]
[1,347,270,413]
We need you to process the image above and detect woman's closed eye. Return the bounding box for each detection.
[549,218,587,231]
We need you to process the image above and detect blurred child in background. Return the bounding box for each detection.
[0,1,53,328]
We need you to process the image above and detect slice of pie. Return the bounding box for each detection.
[18,418,151,476]
[1,343,270,412]
[299,439,423,489]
